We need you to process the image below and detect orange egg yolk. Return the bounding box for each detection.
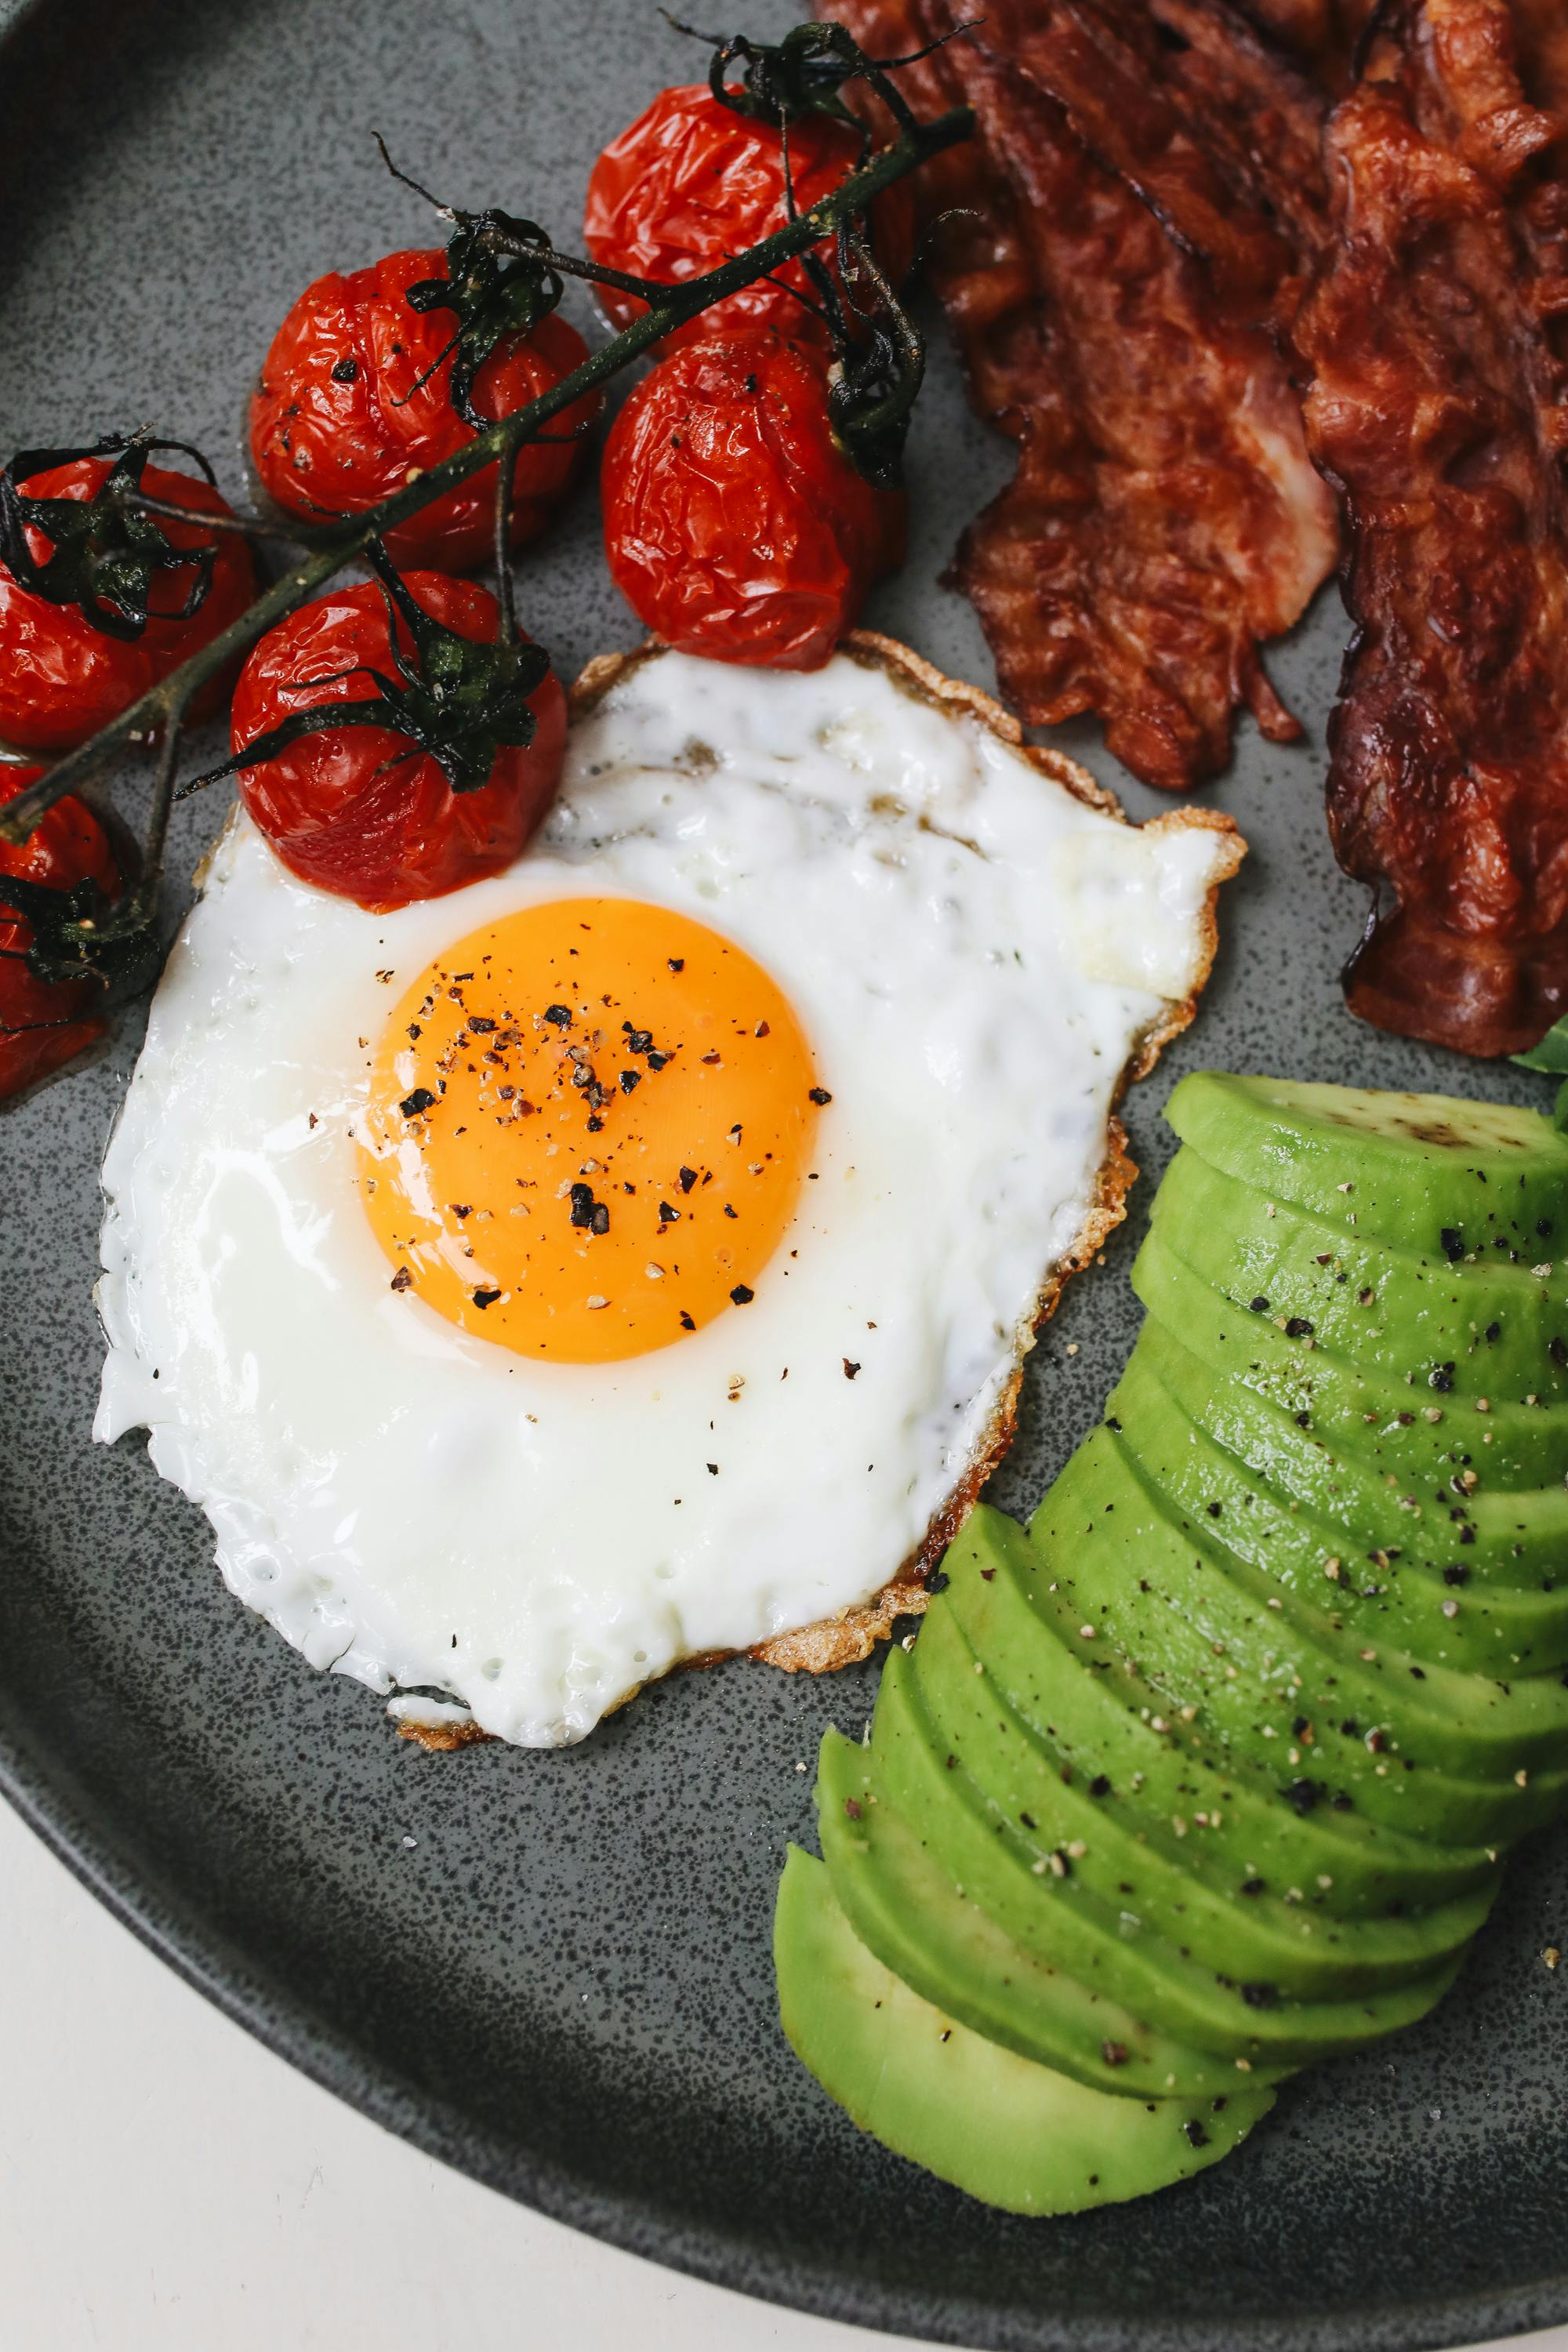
[358,897,822,1363]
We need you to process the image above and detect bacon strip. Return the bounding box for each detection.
[1295,0,1568,1053]
[823,0,1338,789]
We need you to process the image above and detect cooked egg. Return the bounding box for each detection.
[95,641,1241,1746]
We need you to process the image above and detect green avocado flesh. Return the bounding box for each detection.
[1152,1146,1568,1405]
[1166,1073,1568,1262]
[775,1078,1566,2216]
[775,1848,1276,2217]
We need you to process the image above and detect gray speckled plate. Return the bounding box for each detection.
[2,3,1566,2345]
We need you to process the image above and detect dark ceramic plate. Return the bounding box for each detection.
[2,2,1565,2345]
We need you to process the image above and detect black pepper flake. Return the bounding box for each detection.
[730,1283,755,1305]
[659,1201,681,1225]
[1248,1295,1270,1314]
[1443,1565,1470,1586]
[808,1086,832,1106]
[1206,1500,1222,1519]
[723,1203,738,1219]
[468,1016,495,1033]
[570,1182,608,1233]
[472,1288,503,1309]
[619,1069,641,1093]
[1089,1774,1112,1798]
[400,1087,437,1118]
[1184,2120,1210,2148]
[622,1024,653,1053]
[1429,1362,1455,1392]
[679,1310,696,1331]
[667,958,684,972]
[1552,1336,1568,1368]
[1439,1226,1465,1263]
[1485,1321,1501,1344]
[1018,1810,1036,1829]
[678,1166,699,1192]
[1294,1410,1311,1428]
[586,1115,604,1132]
[1240,1982,1279,2010]
[1105,1415,1122,1433]
[844,1796,862,1820]
[1240,1876,1265,1896]
[707,1462,718,1475]
[406,1022,422,1042]
[844,1359,861,1379]
[331,355,359,383]
[543,1004,572,1026]
[1284,1316,1314,1339]
[647,1050,672,1071]
[1102,2040,1128,2067]
[390,1268,412,1293]
[1285,1778,1324,1815]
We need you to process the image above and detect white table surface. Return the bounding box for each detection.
[2,1798,1563,2352]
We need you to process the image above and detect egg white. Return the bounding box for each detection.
[96,645,1237,1746]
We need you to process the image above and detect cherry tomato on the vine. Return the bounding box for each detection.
[228,571,566,912]
[0,767,121,1103]
[601,327,905,671]
[250,249,601,571]
[0,459,255,755]
[583,85,914,354]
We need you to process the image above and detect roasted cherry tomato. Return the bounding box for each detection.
[0,458,254,755]
[229,570,567,911]
[583,85,914,354]
[250,249,601,571]
[601,328,905,670]
[0,767,121,1103]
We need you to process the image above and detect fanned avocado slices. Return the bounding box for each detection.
[1152,1145,1568,1405]
[775,1848,1276,2219]
[775,1077,1568,2217]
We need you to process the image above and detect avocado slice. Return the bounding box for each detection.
[1033,1430,1568,1846]
[1107,1348,1568,1774]
[1152,1145,1568,1405]
[775,1846,1276,2216]
[1166,1073,1568,1262]
[1123,1318,1568,1677]
[873,1641,1462,2064]
[1133,1221,1568,1494]
[943,1506,1499,1918]
[909,1596,1491,2002]
[815,1726,1236,2096]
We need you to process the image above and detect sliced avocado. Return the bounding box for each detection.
[1152,1145,1568,1405]
[1107,1348,1568,1773]
[1166,1073,1568,1262]
[943,1506,1499,1917]
[1133,1221,1568,1493]
[775,1846,1276,2216]
[815,1726,1233,2096]
[1033,1430,1568,1846]
[873,1642,1462,2065]
[1124,1318,1568,1677]
[910,1596,1491,2002]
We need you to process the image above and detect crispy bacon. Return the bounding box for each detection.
[823,0,1338,789]
[1295,0,1568,1053]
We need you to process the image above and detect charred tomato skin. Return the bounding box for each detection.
[601,327,905,670]
[0,766,121,1102]
[228,570,566,912]
[583,85,915,355]
[249,249,601,571]
[0,459,256,755]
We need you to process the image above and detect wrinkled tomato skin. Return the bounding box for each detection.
[0,766,121,1102]
[249,251,601,570]
[601,328,906,670]
[229,571,567,912]
[583,86,915,354]
[0,460,256,755]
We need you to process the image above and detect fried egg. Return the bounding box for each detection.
[95,639,1242,1747]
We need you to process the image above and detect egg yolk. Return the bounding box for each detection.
[358,897,822,1363]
